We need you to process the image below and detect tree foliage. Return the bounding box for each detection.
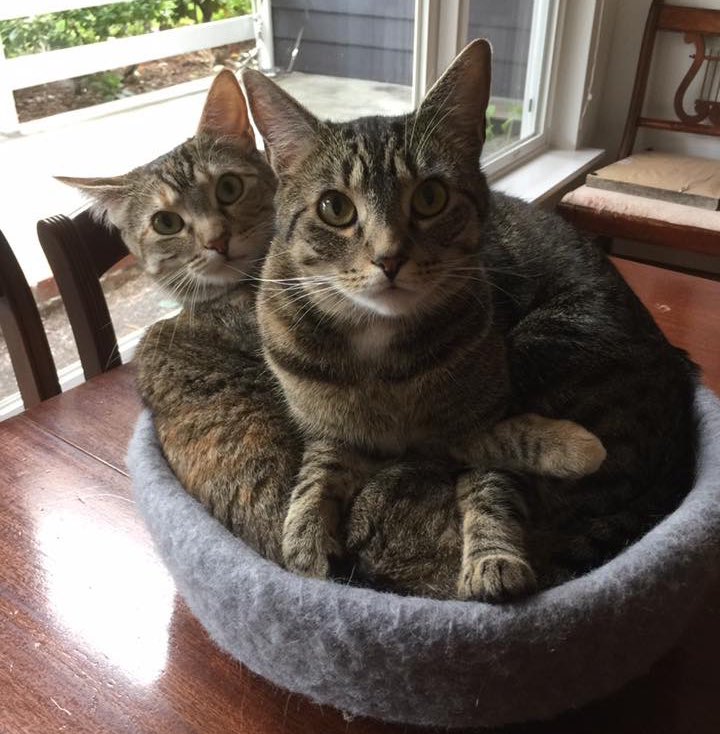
[0,0,252,58]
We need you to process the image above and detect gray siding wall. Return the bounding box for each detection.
[272,0,532,99]
[468,0,533,100]
[272,0,414,85]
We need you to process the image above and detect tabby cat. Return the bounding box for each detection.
[58,70,275,304]
[59,71,293,561]
[242,40,697,600]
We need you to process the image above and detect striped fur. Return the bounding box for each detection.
[135,291,297,562]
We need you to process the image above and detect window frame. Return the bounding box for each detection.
[412,0,571,181]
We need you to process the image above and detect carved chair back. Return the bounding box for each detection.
[619,0,720,158]
[37,210,130,380]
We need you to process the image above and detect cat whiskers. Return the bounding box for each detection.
[140,268,196,358]
[276,284,338,316]
[135,315,163,366]
[166,306,182,354]
[223,261,331,290]
[222,262,258,282]
[292,287,339,330]
[443,260,538,280]
[262,281,340,331]
[252,272,334,286]
[187,276,209,330]
[156,265,196,304]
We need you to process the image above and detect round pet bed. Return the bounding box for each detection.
[128,386,720,729]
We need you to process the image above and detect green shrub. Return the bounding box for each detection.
[86,70,124,100]
[0,0,252,58]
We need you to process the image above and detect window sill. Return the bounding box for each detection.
[490,147,605,206]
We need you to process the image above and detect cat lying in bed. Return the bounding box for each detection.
[60,62,696,601]
[241,39,696,597]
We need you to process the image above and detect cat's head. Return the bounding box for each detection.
[58,70,276,303]
[243,40,492,321]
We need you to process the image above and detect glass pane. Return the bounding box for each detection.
[270,0,415,120]
[466,0,546,161]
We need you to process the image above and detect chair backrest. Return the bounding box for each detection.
[0,228,60,409]
[37,209,130,380]
[619,0,720,158]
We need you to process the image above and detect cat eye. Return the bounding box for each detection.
[216,173,244,204]
[151,211,184,235]
[317,190,357,228]
[411,179,448,219]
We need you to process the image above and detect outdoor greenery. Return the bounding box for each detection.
[0,0,252,58]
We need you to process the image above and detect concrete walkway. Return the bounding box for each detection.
[0,72,412,287]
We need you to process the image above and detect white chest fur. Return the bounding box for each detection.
[350,320,398,360]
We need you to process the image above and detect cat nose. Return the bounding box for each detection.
[205,235,229,255]
[373,256,407,281]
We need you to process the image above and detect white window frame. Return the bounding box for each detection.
[412,0,604,185]
[413,0,563,179]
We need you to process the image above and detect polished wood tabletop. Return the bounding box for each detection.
[2,257,720,734]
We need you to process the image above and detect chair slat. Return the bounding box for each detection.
[637,116,720,136]
[37,213,128,380]
[0,229,60,409]
[658,5,720,35]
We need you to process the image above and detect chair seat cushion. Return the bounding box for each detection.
[587,151,720,210]
[561,185,720,232]
[128,387,720,729]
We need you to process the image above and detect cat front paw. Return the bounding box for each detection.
[458,553,537,602]
[538,420,606,478]
[282,512,343,578]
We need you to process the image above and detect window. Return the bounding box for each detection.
[469,0,557,173]
[267,0,559,167]
[412,0,560,178]
[0,0,563,413]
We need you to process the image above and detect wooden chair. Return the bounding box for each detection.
[37,210,130,380]
[558,0,720,261]
[0,228,60,408]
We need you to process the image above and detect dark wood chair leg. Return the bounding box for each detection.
[0,230,61,409]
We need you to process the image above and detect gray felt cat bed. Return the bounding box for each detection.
[128,386,720,729]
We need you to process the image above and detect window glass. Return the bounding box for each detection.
[270,0,415,119]
[465,0,554,166]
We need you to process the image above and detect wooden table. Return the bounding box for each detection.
[2,258,720,734]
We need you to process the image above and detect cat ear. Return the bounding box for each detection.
[242,69,319,172]
[416,38,492,153]
[197,69,255,149]
[55,175,132,225]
